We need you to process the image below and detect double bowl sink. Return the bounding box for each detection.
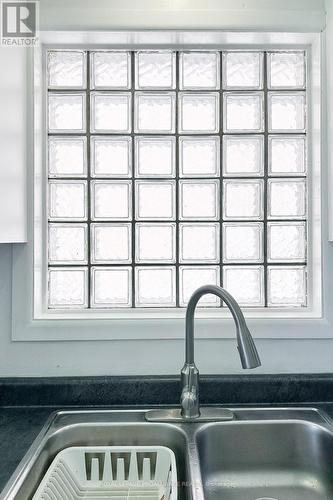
[2,407,333,500]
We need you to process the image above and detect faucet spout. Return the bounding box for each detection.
[180,285,261,419]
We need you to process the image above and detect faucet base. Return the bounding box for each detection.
[145,407,234,422]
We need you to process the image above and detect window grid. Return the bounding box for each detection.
[47,49,307,309]
[263,52,269,307]
[219,51,224,302]
[175,51,180,307]
[130,52,136,308]
[86,51,92,307]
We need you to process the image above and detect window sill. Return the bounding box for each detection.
[34,305,322,321]
[11,314,332,342]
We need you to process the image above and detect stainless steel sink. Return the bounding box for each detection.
[196,417,333,500]
[2,408,333,500]
[1,410,190,500]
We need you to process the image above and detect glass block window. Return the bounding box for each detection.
[47,49,307,310]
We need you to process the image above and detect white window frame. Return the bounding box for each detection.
[11,30,322,341]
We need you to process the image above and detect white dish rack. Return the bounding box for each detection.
[32,446,177,500]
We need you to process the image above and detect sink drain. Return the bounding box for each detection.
[255,498,279,500]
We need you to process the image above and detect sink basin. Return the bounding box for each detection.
[2,411,189,500]
[2,408,333,500]
[196,420,333,500]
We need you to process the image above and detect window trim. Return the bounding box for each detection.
[12,30,322,342]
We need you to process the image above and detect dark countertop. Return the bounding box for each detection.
[0,407,53,492]
[2,374,333,495]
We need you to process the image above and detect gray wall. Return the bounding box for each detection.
[2,241,333,376]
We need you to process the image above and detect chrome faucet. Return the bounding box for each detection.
[145,284,261,422]
[181,285,261,420]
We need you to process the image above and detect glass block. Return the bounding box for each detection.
[179,266,220,307]
[91,181,131,221]
[268,92,306,132]
[135,137,176,177]
[179,180,219,220]
[49,223,87,264]
[135,267,176,307]
[179,137,220,177]
[48,51,86,88]
[268,52,305,89]
[91,223,131,264]
[135,181,175,220]
[223,135,264,176]
[223,180,264,220]
[180,52,220,90]
[223,52,263,89]
[179,223,219,263]
[223,92,264,132]
[48,137,87,178]
[223,223,263,263]
[268,222,306,262]
[49,181,87,221]
[268,135,306,175]
[135,51,176,89]
[91,92,131,133]
[90,51,131,89]
[178,93,219,134]
[268,266,306,307]
[134,92,175,133]
[48,267,88,308]
[91,267,132,307]
[91,137,132,178]
[48,93,85,133]
[268,179,306,219]
[223,266,264,307]
[135,223,176,263]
